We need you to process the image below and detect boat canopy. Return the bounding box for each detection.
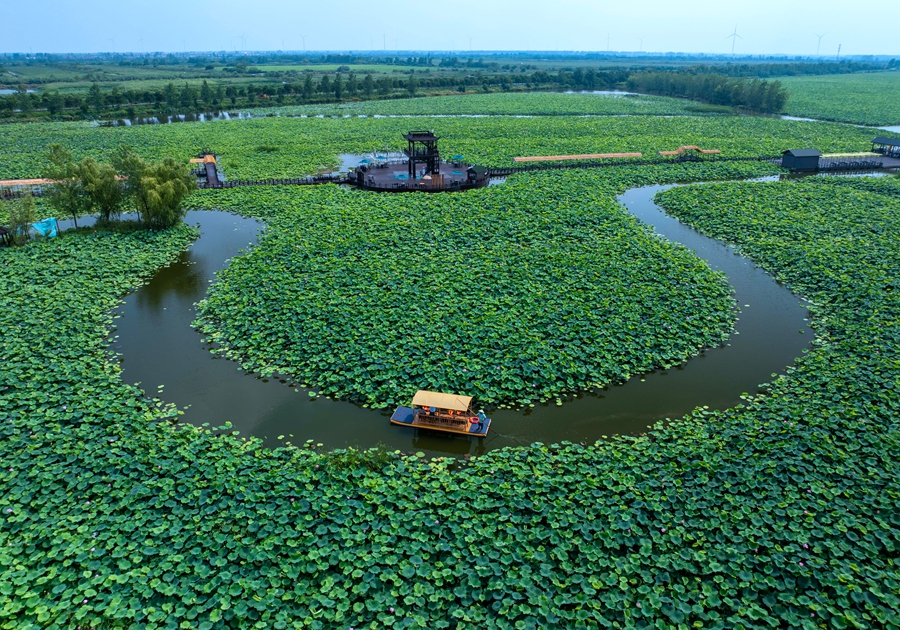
[411,390,472,412]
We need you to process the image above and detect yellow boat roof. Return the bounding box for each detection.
[412,390,473,412]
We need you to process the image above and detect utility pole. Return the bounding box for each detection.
[836,44,841,60]
[383,34,386,51]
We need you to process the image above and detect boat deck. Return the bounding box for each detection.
[391,406,490,437]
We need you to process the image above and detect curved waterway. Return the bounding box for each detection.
[111,182,812,456]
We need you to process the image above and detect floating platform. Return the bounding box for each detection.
[391,405,491,437]
[350,162,488,192]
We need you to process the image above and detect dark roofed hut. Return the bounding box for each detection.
[782,149,822,172]
[872,136,900,158]
[466,164,488,185]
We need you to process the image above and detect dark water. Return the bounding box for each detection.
[111,184,812,456]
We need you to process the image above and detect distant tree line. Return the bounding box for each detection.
[688,61,887,78]
[626,71,788,113]
[5,60,879,120]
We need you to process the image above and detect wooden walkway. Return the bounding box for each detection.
[513,152,642,163]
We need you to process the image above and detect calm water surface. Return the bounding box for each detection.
[110,183,812,456]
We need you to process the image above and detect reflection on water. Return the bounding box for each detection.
[98,111,257,126]
[113,182,813,457]
[135,251,204,311]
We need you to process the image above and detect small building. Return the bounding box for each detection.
[467,164,488,185]
[871,136,900,158]
[781,149,822,172]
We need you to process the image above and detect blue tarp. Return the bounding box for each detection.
[32,218,58,238]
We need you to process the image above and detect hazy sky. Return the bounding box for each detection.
[2,0,897,56]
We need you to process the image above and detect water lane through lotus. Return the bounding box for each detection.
[110,181,812,456]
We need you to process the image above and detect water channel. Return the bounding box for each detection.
[106,177,815,456]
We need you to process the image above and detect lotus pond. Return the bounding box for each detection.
[1,109,899,628]
[0,112,877,183]
[106,162,813,455]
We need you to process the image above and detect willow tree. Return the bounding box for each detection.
[113,147,195,229]
[44,144,88,228]
[77,157,124,222]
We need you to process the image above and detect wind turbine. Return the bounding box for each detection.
[300,35,307,51]
[638,37,644,53]
[726,25,742,55]
[606,33,612,52]
[108,36,116,52]
[138,34,145,53]
[240,34,247,52]
[383,33,386,51]
[281,38,286,51]
[468,36,473,51]
[814,33,826,56]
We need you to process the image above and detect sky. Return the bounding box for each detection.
[1,0,897,56]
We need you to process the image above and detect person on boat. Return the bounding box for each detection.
[477,409,487,423]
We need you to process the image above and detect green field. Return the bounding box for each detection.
[780,71,900,126]
[2,105,899,627]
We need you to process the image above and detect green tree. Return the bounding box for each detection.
[77,158,124,222]
[303,74,314,101]
[16,85,33,115]
[225,86,237,105]
[113,147,195,228]
[334,74,343,100]
[200,80,212,104]
[134,159,195,228]
[164,82,178,106]
[45,144,88,228]
[363,74,374,98]
[88,82,103,112]
[109,86,124,108]
[319,75,331,96]
[179,82,195,108]
[347,73,358,97]
[407,74,418,97]
[44,91,63,116]
[7,194,36,245]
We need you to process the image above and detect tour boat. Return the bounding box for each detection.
[390,390,491,437]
